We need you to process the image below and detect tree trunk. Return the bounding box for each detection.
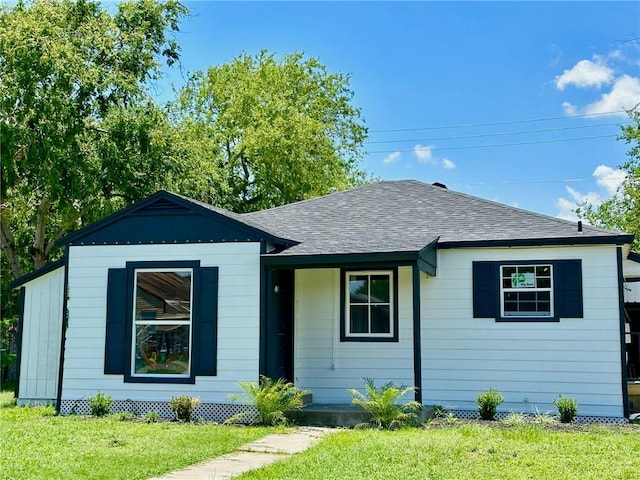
[32,197,50,269]
[0,212,23,280]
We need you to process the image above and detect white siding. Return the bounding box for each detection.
[62,243,261,403]
[625,282,640,303]
[294,267,414,403]
[18,267,65,404]
[421,245,624,418]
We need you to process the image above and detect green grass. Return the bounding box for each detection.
[238,424,640,480]
[0,400,278,480]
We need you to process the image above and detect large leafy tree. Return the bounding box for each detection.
[0,0,188,282]
[580,109,640,251]
[170,51,368,213]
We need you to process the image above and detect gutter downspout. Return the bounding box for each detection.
[55,247,70,413]
[617,247,630,419]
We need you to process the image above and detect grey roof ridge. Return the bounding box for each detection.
[243,178,628,238]
[240,180,396,217]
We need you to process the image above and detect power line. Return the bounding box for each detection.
[368,134,616,154]
[368,109,633,133]
[447,175,628,187]
[366,121,628,145]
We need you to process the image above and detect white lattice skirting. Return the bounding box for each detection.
[449,409,628,424]
[59,399,258,423]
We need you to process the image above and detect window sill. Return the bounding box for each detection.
[495,316,560,323]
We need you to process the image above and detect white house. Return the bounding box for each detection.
[10,180,639,421]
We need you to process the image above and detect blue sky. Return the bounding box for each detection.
[155,1,640,220]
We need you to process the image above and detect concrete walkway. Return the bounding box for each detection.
[148,427,335,480]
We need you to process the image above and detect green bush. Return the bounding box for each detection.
[553,395,578,423]
[476,388,504,420]
[87,392,113,417]
[350,378,422,430]
[229,375,308,426]
[169,396,200,422]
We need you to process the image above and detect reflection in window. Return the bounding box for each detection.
[132,270,192,377]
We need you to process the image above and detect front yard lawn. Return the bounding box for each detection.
[0,400,277,480]
[239,422,640,480]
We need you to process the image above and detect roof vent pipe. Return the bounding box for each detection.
[577,220,583,233]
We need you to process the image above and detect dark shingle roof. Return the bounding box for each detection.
[242,179,632,256]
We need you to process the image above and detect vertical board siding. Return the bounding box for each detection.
[62,243,261,403]
[421,245,624,417]
[18,267,65,403]
[294,267,414,403]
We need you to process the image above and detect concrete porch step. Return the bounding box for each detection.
[286,403,371,427]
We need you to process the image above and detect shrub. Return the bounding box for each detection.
[169,396,200,422]
[350,378,422,430]
[87,392,113,417]
[553,395,578,423]
[476,388,504,420]
[229,375,308,426]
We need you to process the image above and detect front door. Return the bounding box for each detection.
[264,269,294,382]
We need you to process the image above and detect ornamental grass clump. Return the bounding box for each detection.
[553,395,578,423]
[229,375,308,426]
[169,396,200,422]
[350,378,422,430]
[476,388,504,420]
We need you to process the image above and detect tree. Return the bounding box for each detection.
[170,51,368,213]
[0,0,188,282]
[580,109,640,251]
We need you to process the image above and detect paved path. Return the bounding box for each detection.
[148,427,335,480]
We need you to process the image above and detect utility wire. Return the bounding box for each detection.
[447,175,628,187]
[368,109,633,133]
[368,134,616,154]
[366,121,628,145]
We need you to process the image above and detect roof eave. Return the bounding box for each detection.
[437,234,635,249]
[8,258,66,289]
[261,250,420,268]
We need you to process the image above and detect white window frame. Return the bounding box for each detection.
[500,264,553,318]
[345,270,394,338]
[131,268,194,378]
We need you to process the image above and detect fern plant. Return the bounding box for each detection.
[349,378,422,430]
[229,375,308,426]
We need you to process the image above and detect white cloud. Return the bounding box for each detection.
[593,164,627,195]
[441,158,456,169]
[555,57,614,90]
[555,186,602,221]
[382,151,401,165]
[413,144,435,164]
[578,75,640,115]
[555,164,628,220]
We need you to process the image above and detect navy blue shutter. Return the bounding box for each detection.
[473,261,498,318]
[193,267,218,376]
[554,260,583,318]
[104,268,128,374]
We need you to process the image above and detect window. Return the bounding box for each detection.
[344,270,396,340]
[472,260,583,322]
[104,261,219,383]
[500,265,553,318]
[132,269,193,378]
